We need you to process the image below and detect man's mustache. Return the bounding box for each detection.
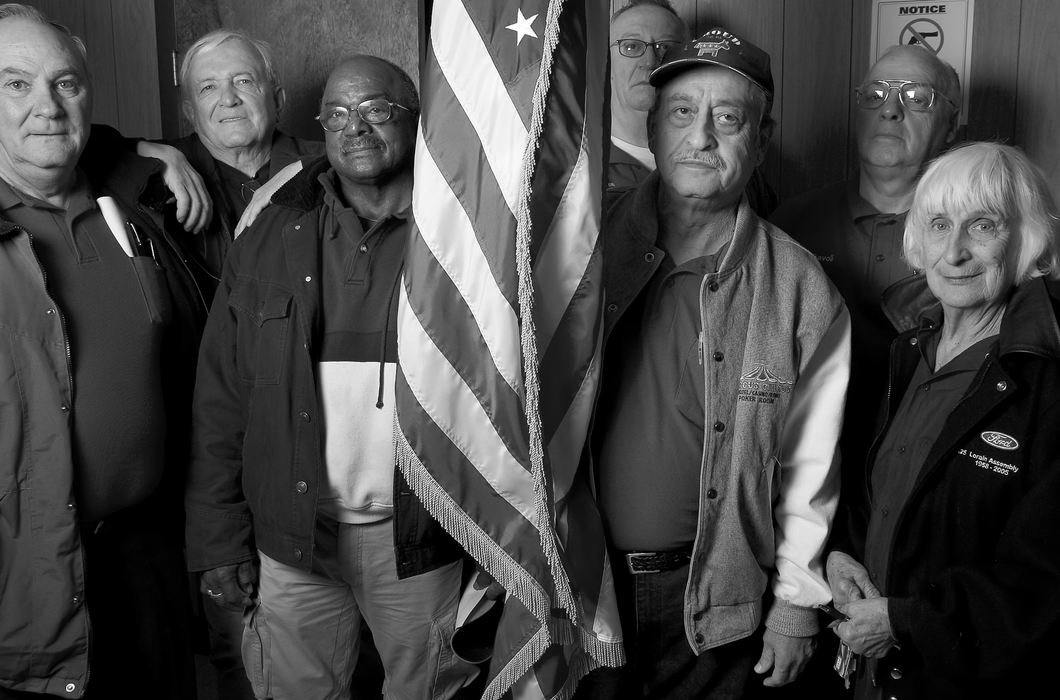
[675,152,725,169]
[340,135,385,151]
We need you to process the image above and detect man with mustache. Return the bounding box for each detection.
[582,28,850,698]
[184,55,471,699]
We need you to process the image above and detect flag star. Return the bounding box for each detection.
[506,8,539,46]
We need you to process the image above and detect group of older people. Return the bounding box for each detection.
[1,1,1058,699]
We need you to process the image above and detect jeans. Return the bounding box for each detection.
[576,561,758,699]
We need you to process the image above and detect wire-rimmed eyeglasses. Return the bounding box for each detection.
[316,98,416,132]
[854,80,956,112]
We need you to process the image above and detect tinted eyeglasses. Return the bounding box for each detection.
[316,98,416,131]
[610,38,680,59]
[854,80,956,112]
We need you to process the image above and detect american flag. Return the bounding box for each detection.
[394,0,622,697]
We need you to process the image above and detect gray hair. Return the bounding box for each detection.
[905,142,1060,282]
[0,3,89,66]
[180,29,279,100]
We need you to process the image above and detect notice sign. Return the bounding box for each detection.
[870,1,974,123]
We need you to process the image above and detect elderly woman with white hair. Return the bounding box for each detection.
[825,141,1060,699]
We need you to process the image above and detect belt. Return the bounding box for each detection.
[623,547,693,575]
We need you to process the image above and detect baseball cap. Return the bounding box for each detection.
[649,27,774,98]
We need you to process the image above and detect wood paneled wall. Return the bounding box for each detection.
[175,0,419,141]
[612,0,1060,203]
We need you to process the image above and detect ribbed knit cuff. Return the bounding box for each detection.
[765,598,820,637]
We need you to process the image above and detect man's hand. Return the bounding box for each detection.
[834,597,896,658]
[235,159,303,236]
[826,550,880,607]
[136,141,213,233]
[201,559,259,612]
[754,628,816,687]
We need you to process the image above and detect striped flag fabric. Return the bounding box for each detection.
[394,0,622,697]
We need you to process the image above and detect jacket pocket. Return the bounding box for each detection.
[227,278,293,385]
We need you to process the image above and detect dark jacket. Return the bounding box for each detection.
[836,279,1060,699]
[0,125,205,697]
[167,130,323,295]
[184,156,461,578]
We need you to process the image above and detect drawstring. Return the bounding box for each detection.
[377,255,405,409]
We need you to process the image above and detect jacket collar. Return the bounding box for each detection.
[911,278,1060,360]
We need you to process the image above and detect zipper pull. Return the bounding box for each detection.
[698,331,704,366]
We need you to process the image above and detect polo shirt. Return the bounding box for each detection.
[864,325,996,590]
[0,173,169,522]
[597,249,723,552]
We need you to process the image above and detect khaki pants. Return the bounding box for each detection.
[243,519,469,700]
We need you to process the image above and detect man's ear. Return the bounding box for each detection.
[181,99,194,125]
[274,86,287,115]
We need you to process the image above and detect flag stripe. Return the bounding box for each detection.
[417,61,519,309]
[432,0,527,214]
[397,283,538,525]
[413,129,524,396]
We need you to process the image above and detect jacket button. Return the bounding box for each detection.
[293,548,303,561]
[706,488,718,499]
[65,684,76,693]
[644,252,655,263]
[607,303,618,313]
[46,308,55,315]
[295,480,308,494]
[60,404,69,413]
[996,381,1007,392]
[909,337,918,346]
[713,351,723,361]
[72,595,81,606]
[304,275,312,283]
[708,281,719,292]
[713,421,725,432]
[294,224,301,230]
[694,633,704,645]
[890,667,903,680]
[67,503,75,511]
[299,411,311,422]
[360,244,369,253]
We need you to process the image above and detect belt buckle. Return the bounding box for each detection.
[625,552,661,575]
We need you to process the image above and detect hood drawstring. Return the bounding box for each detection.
[377,254,405,409]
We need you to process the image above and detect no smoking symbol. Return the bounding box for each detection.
[900,19,944,53]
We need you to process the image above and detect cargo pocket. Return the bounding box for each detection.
[227,278,293,385]
[131,256,174,325]
[241,603,271,699]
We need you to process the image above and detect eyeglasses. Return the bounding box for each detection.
[854,80,956,112]
[610,38,680,59]
[316,98,415,131]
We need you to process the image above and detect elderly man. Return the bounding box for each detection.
[0,4,204,698]
[607,0,687,190]
[771,44,960,531]
[141,30,322,297]
[583,28,850,698]
[608,1,776,216]
[185,55,470,699]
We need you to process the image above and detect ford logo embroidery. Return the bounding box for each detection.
[980,431,1019,451]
